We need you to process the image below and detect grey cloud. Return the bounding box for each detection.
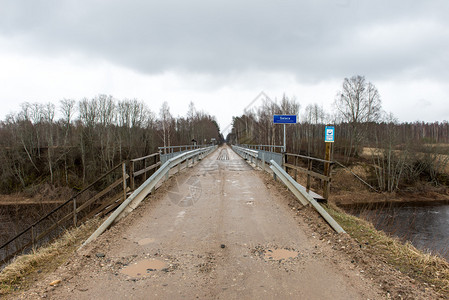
[1,0,448,83]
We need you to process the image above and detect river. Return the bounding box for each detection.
[346,204,449,261]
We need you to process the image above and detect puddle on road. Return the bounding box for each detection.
[137,238,155,246]
[121,259,167,277]
[264,248,299,261]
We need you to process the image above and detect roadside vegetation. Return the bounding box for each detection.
[0,218,101,297]
[228,75,449,194]
[326,204,449,297]
[0,98,222,194]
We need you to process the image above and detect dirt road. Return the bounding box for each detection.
[19,145,384,299]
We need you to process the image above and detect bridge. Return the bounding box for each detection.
[1,144,385,299]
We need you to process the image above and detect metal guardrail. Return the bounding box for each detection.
[81,145,217,247]
[240,144,284,153]
[231,145,278,172]
[159,144,213,164]
[257,149,283,166]
[232,145,258,159]
[269,160,345,234]
[235,145,283,166]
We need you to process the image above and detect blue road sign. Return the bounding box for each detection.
[273,115,297,124]
[325,126,335,142]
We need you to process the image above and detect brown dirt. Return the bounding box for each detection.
[5,145,444,299]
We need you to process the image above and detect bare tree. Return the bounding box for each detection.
[302,104,326,155]
[371,113,407,192]
[334,75,382,159]
[60,99,76,184]
[42,103,56,183]
[159,101,173,152]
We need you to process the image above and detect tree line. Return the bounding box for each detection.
[0,96,222,194]
[227,75,449,192]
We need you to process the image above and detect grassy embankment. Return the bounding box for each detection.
[0,218,101,296]
[326,204,449,297]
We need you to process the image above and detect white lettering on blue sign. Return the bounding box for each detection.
[273,115,297,124]
[325,126,335,142]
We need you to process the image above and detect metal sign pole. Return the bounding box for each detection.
[283,124,286,153]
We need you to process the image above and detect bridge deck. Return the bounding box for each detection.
[33,145,381,299]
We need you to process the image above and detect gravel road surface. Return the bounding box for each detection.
[19,145,384,299]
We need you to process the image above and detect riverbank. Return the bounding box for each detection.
[325,204,449,298]
[330,162,449,206]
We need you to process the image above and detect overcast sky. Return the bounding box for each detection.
[0,0,448,135]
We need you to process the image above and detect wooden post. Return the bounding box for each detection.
[323,142,332,200]
[73,198,77,226]
[306,159,312,193]
[122,163,127,201]
[144,158,147,181]
[283,153,287,171]
[130,161,135,191]
[294,156,298,181]
[31,226,35,250]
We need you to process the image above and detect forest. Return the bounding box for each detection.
[0,96,222,194]
[228,75,449,192]
[1,75,448,196]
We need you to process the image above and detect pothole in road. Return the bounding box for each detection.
[252,245,299,262]
[264,248,299,261]
[121,259,168,277]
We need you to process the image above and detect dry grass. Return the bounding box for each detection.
[326,204,449,296]
[0,218,101,296]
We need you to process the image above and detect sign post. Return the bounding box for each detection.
[273,115,297,153]
[323,126,335,200]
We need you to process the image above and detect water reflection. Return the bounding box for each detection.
[347,204,449,261]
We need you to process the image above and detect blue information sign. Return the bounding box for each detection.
[325,126,335,142]
[273,115,297,124]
